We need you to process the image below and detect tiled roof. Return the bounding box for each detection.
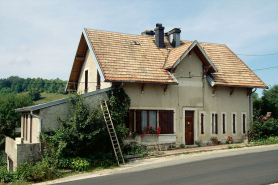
[199,42,267,88]
[85,29,177,84]
[164,40,194,69]
[67,28,267,89]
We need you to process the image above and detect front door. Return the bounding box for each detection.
[185,111,194,145]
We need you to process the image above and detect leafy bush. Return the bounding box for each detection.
[71,158,91,171]
[249,118,278,140]
[16,161,57,182]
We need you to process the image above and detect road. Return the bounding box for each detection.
[43,145,278,185]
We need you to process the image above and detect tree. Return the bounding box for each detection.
[0,93,33,150]
[28,88,41,101]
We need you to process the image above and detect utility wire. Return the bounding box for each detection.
[236,52,278,56]
[252,66,278,71]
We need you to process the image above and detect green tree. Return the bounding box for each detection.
[0,93,33,150]
[28,88,41,101]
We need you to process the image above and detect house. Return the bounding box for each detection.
[66,23,267,146]
[5,23,267,171]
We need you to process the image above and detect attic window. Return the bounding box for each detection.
[133,40,140,45]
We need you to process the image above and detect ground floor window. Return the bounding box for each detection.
[129,109,174,134]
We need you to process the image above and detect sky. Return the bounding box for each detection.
[0,0,277,96]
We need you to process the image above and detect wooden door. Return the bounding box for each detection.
[185,111,194,145]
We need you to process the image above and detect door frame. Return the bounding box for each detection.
[182,107,197,144]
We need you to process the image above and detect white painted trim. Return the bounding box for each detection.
[210,111,217,135]
[231,112,237,135]
[199,111,206,135]
[221,112,227,135]
[182,107,198,145]
[82,29,105,81]
[241,112,247,134]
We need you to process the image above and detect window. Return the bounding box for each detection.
[129,109,174,134]
[222,113,226,134]
[199,112,205,134]
[141,110,157,131]
[30,115,32,143]
[85,70,88,92]
[211,113,218,134]
[242,113,246,134]
[232,113,237,134]
[96,71,101,90]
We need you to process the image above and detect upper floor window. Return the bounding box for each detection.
[96,71,101,90]
[85,70,88,93]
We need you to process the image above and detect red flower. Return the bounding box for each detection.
[150,126,153,130]
[147,127,149,129]
[154,131,157,134]
[157,131,161,135]
[142,132,145,136]
[230,137,233,140]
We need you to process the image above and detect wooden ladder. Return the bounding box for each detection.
[100,100,125,165]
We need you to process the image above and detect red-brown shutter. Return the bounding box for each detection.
[223,114,226,134]
[136,110,141,134]
[243,114,246,133]
[128,110,134,132]
[233,114,236,134]
[159,110,174,134]
[201,113,204,134]
[26,115,28,141]
[23,114,25,139]
[96,71,101,90]
[215,114,218,134]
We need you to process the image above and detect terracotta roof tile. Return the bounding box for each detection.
[85,29,176,84]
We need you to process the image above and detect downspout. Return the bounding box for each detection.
[249,88,257,122]
[30,110,42,153]
[117,82,124,90]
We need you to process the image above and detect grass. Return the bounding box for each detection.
[35,92,68,104]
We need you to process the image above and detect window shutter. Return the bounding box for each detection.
[129,110,134,132]
[136,110,141,134]
[159,110,173,134]
[215,114,218,134]
[201,113,204,134]
[85,70,88,92]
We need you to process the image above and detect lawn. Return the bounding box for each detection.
[35,92,69,104]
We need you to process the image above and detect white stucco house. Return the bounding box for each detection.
[5,23,267,170]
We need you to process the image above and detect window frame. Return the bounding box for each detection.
[231,112,237,134]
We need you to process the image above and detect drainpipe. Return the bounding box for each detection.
[30,110,42,153]
[249,88,257,122]
[117,82,124,90]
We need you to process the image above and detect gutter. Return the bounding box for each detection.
[30,110,42,153]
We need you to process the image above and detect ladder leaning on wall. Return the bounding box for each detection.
[100,100,125,165]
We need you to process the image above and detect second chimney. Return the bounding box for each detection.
[154,23,165,48]
[165,28,181,47]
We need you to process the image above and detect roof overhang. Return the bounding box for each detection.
[206,75,269,89]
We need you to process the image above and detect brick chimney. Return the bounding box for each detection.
[154,23,165,48]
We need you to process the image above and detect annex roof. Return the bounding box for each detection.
[15,87,113,112]
[66,28,268,91]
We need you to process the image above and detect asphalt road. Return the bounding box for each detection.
[53,146,278,185]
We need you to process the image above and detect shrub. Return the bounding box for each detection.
[249,118,278,140]
[71,158,91,171]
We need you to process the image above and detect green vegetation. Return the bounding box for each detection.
[0,76,67,95]
[0,93,33,150]
[35,92,68,104]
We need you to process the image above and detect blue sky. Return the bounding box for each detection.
[0,0,277,96]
